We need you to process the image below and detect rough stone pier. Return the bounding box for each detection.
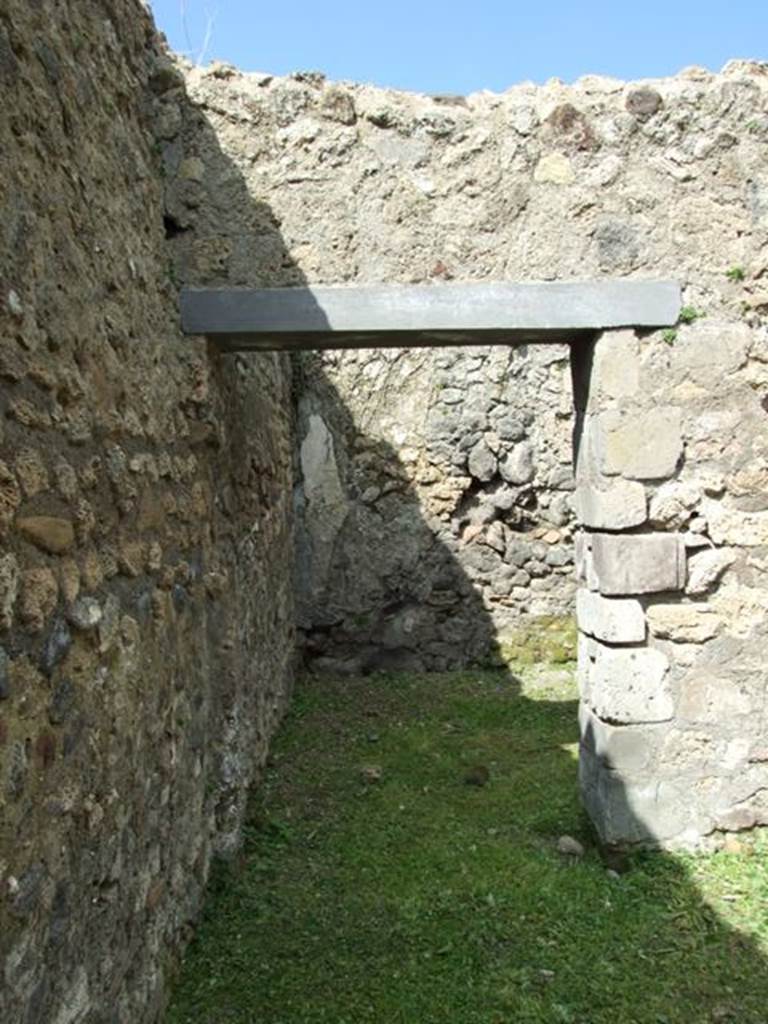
[1,0,767,1020]
[180,280,753,847]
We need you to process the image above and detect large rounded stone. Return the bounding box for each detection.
[17,516,75,555]
[500,442,535,485]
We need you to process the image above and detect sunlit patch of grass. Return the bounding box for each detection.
[166,666,768,1024]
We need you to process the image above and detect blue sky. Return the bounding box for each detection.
[147,1,768,94]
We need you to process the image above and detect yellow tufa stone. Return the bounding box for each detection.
[533,152,575,185]
[17,516,76,555]
[646,603,722,643]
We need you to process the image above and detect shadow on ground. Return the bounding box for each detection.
[166,666,768,1024]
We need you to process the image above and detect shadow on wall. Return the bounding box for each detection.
[0,21,293,1024]
[293,343,577,675]
[293,356,499,674]
[150,76,299,856]
[159,60,768,1021]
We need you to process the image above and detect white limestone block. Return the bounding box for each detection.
[577,588,646,643]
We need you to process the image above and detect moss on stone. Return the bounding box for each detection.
[492,614,577,667]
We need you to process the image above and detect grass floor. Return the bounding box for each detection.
[166,666,768,1024]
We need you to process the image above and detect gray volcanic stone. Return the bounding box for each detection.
[594,221,641,273]
[40,619,72,676]
[9,862,46,919]
[6,740,27,800]
[495,413,526,442]
[490,485,517,511]
[462,544,503,577]
[625,87,663,118]
[48,678,75,726]
[591,533,686,596]
[500,442,534,485]
[505,538,534,567]
[545,546,572,567]
[467,439,497,482]
[556,835,585,857]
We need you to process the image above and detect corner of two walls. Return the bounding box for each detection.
[182,59,768,852]
[294,344,576,674]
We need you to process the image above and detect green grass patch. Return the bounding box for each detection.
[678,306,703,325]
[166,667,768,1024]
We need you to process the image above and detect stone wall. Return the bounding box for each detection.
[178,58,768,682]
[0,4,295,1022]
